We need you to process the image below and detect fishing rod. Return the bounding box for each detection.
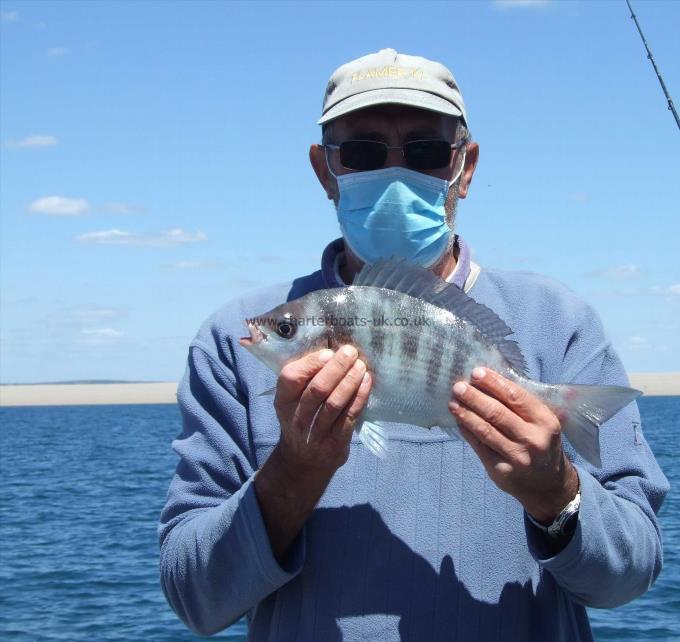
[625,0,680,132]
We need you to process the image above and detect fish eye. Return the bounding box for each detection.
[276,316,297,339]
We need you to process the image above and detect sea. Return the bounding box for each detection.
[1,396,677,642]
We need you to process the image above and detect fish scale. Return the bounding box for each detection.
[241,257,643,467]
[345,288,508,428]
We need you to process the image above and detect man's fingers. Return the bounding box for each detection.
[469,367,552,426]
[451,378,526,443]
[294,345,360,433]
[313,358,367,431]
[457,422,502,470]
[331,370,372,440]
[275,349,335,404]
[449,387,519,459]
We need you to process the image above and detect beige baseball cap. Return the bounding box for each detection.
[318,48,467,126]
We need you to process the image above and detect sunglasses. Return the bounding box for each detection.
[325,139,466,172]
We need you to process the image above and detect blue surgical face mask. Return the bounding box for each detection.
[328,153,465,267]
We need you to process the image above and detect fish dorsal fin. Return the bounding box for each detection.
[354,256,528,374]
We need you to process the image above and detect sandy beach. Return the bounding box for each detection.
[1,373,678,407]
[0,382,178,407]
[628,372,680,397]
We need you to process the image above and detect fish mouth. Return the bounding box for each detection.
[239,323,267,348]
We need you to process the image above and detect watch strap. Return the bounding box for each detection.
[526,489,581,539]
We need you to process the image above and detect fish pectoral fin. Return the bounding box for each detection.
[257,386,277,397]
[356,420,388,459]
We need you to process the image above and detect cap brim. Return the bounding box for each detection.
[317,87,464,125]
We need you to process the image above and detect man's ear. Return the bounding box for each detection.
[309,144,336,201]
[456,142,479,199]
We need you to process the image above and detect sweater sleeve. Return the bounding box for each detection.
[524,302,670,608]
[157,342,305,636]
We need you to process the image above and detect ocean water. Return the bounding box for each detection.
[0,397,677,642]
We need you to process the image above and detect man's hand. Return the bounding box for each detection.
[449,367,579,524]
[274,344,372,475]
[254,345,372,563]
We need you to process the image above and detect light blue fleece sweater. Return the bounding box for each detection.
[158,237,669,641]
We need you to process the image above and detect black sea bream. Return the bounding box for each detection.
[239,257,641,467]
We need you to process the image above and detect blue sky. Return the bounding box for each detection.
[1,0,678,384]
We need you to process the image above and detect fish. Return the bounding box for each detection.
[239,256,641,467]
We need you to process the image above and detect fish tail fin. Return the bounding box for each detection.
[357,420,388,459]
[553,383,642,468]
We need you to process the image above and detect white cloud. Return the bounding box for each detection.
[9,305,128,337]
[162,228,207,244]
[80,328,124,344]
[29,196,89,216]
[168,260,221,270]
[72,307,127,322]
[592,282,680,300]
[6,134,58,148]
[101,202,147,214]
[589,264,641,280]
[27,196,149,216]
[76,229,132,244]
[9,135,58,148]
[1,10,18,22]
[492,0,548,7]
[649,284,680,299]
[628,336,649,351]
[82,328,123,339]
[75,227,207,247]
[47,47,67,57]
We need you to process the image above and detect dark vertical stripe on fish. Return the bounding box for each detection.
[400,330,420,361]
[448,340,470,387]
[399,329,420,384]
[370,327,385,359]
[371,302,384,329]
[330,325,355,352]
[426,337,444,389]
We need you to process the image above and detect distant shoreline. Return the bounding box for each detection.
[1,373,678,407]
[0,383,179,407]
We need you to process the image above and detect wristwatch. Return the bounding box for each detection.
[526,488,581,539]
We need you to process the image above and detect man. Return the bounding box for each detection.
[158,49,669,641]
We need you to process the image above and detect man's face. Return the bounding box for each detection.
[310,103,479,224]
